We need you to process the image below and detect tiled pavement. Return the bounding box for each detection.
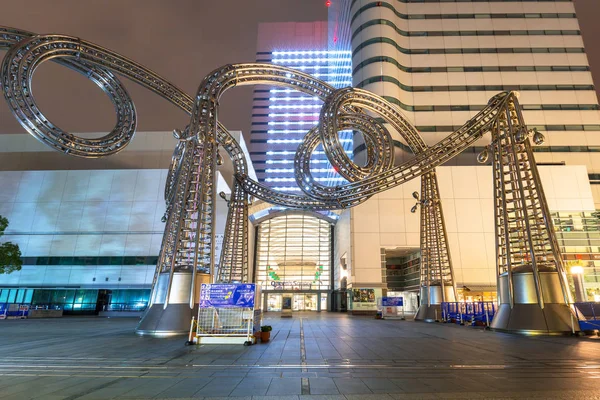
[1,312,600,399]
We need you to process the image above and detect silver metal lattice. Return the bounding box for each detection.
[0,26,577,334]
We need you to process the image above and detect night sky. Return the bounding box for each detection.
[0,0,598,138]
[0,0,327,137]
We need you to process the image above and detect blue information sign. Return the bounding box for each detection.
[199,283,256,308]
[382,297,403,307]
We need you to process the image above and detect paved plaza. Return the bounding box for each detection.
[0,313,600,399]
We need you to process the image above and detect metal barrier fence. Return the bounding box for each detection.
[574,302,600,331]
[0,303,30,319]
[442,302,496,326]
[196,307,261,344]
[105,303,148,312]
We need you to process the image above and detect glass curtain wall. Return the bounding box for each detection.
[255,214,331,292]
[553,211,600,300]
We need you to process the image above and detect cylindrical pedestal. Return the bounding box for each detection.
[415,284,455,322]
[136,272,209,336]
[490,270,580,334]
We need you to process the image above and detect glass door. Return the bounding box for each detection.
[267,294,282,311]
[292,294,304,311]
[305,294,318,311]
[320,293,328,311]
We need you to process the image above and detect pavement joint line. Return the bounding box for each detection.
[60,376,127,400]
[301,377,310,395]
[299,318,307,373]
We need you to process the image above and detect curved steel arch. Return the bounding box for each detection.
[0,26,577,334]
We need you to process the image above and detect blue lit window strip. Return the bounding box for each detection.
[266,129,353,137]
[266,159,330,165]
[268,112,321,118]
[272,186,302,192]
[264,150,353,156]
[272,58,351,64]
[265,177,347,183]
[266,168,337,174]
[268,104,322,110]
[272,50,352,56]
[267,138,352,144]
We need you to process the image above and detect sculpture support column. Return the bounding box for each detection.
[136,129,219,336]
[489,96,579,334]
[217,181,249,283]
[415,170,456,321]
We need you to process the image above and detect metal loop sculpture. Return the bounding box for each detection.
[0,26,578,335]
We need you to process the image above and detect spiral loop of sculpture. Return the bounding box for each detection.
[1,26,510,210]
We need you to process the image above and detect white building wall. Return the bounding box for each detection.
[333,209,352,290]
[345,165,595,291]
[0,169,230,288]
[350,0,600,180]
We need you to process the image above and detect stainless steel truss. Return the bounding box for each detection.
[0,26,575,334]
[217,181,249,283]
[420,173,457,301]
[487,97,576,332]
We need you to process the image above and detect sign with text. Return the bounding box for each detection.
[199,283,256,308]
[382,297,403,307]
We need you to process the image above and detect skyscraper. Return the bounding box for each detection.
[349,0,600,186]
[329,0,600,311]
[251,22,353,192]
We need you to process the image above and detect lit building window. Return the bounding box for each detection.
[255,214,332,292]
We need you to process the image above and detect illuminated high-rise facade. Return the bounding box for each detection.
[251,22,353,192]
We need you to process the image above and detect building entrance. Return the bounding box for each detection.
[264,291,328,312]
[254,212,334,312]
[293,293,317,311]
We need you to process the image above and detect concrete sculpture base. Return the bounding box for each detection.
[490,270,580,334]
[415,284,455,322]
[136,272,209,336]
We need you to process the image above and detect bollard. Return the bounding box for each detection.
[186,316,196,345]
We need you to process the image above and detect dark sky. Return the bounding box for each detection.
[0,0,599,138]
[574,0,600,97]
[0,0,327,136]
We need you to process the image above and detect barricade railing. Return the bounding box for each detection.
[574,302,600,331]
[442,301,496,326]
[194,283,262,345]
[105,303,148,312]
[0,303,30,319]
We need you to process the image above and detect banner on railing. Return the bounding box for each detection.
[382,297,403,307]
[199,284,256,308]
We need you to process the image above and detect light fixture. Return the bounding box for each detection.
[514,128,528,143]
[477,147,489,164]
[532,128,545,145]
[412,191,419,200]
[571,265,584,275]
[410,204,418,213]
